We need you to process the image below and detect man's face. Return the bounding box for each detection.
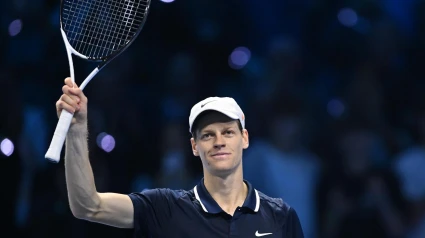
[190,121,249,177]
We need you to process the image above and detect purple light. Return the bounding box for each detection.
[8,19,23,37]
[327,99,345,118]
[228,46,251,70]
[337,8,358,27]
[160,0,174,3]
[101,135,115,152]
[1,138,14,157]
[96,132,115,153]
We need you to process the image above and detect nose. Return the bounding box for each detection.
[214,134,226,149]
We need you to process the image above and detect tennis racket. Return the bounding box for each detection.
[45,0,151,163]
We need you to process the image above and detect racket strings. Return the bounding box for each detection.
[65,0,145,55]
[62,0,149,59]
[63,7,141,54]
[66,0,145,42]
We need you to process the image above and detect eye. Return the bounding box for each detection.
[225,130,235,136]
[201,133,212,140]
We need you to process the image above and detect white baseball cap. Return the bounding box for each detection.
[189,97,245,132]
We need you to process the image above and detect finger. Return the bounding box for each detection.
[56,99,76,114]
[64,77,73,87]
[64,77,79,88]
[62,85,81,103]
[56,101,75,115]
[60,94,80,111]
[68,87,87,103]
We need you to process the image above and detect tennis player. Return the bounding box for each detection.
[57,77,305,237]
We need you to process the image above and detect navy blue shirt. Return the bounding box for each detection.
[129,179,304,238]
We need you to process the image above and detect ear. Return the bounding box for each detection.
[190,137,199,156]
[242,129,249,149]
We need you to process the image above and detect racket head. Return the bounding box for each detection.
[59,0,151,61]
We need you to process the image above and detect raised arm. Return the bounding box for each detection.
[58,77,134,228]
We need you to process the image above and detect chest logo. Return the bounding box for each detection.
[255,230,273,237]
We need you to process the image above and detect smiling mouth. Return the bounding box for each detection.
[211,153,231,159]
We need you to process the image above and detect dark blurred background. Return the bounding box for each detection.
[2,0,425,237]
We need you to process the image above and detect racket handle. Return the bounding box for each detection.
[45,109,74,163]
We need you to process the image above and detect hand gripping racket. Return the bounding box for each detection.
[45,0,151,163]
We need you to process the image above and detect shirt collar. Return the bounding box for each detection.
[193,178,260,214]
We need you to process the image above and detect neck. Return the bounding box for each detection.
[203,167,247,216]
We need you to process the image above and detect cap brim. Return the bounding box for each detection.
[190,108,239,132]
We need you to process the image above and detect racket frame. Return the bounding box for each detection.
[45,0,151,163]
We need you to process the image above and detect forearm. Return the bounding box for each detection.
[65,124,101,218]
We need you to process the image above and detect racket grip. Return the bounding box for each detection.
[45,109,74,163]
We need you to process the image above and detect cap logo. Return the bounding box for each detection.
[201,100,217,108]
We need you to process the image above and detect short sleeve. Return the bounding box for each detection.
[128,188,175,237]
[283,207,304,238]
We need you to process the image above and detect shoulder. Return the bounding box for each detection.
[258,190,290,212]
[257,190,304,235]
[129,188,195,203]
[257,190,299,223]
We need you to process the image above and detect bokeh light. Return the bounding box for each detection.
[228,46,251,70]
[8,19,23,37]
[96,132,116,153]
[1,138,14,157]
[337,8,358,27]
[160,0,175,3]
[327,99,345,118]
